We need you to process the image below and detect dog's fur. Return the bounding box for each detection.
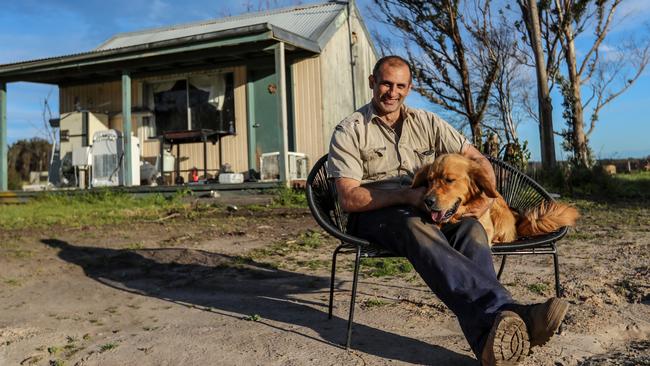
[412,154,579,245]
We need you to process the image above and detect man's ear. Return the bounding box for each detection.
[368,74,375,89]
[470,164,499,198]
[412,165,430,188]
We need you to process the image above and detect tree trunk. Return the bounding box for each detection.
[520,0,556,169]
[470,116,483,147]
[563,30,590,167]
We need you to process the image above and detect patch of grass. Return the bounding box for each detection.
[297,230,323,248]
[8,249,33,259]
[362,298,390,308]
[566,231,599,241]
[361,258,414,277]
[124,242,144,250]
[3,278,21,286]
[47,346,62,355]
[537,166,650,200]
[50,360,66,366]
[297,259,329,270]
[527,282,549,295]
[0,190,188,230]
[99,342,118,352]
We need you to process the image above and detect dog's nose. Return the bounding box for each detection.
[424,196,436,209]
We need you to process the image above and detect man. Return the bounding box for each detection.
[327,55,568,365]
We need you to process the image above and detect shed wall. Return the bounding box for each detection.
[319,15,355,152]
[318,10,376,155]
[291,56,324,168]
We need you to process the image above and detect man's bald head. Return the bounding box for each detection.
[372,55,413,84]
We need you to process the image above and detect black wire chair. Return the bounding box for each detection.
[306,154,569,349]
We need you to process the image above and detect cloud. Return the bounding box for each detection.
[613,0,650,32]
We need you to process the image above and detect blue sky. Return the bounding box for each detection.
[1,0,649,160]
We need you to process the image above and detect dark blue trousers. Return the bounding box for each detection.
[349,205,514,357]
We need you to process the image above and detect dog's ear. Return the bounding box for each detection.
[412,165,430,188]
[470,164,499,198]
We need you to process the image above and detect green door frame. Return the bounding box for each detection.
[0,82,6,191]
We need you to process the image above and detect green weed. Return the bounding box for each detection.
[99,342,118,352]
[270,187,307,208]
[125,242,144,250]
[527,282,549,295]
[3,278,21,286]
[363,298,390,308]
[242,314,261,322]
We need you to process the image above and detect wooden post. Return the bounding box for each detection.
[122,72,133,186]
[275,42,290,186]
[0,82,7,191]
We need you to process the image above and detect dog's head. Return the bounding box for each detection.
[412,154,498,223]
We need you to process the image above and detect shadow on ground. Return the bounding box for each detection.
[41,238,475,365]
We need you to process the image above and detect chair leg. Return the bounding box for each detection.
[329,244,345,319]
[551,243,565,334]
[552,244,562,298]
[497,255,507,281]
[345,245,362,350]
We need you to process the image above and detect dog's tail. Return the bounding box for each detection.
[517,202,580,237]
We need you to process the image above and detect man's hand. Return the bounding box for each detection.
[461,194,495,219]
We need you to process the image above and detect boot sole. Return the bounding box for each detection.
[481,311,530,366]
[530,298,569,347]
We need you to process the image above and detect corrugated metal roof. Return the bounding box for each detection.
[96,1,346,51]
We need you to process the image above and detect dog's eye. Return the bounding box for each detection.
[445,178,455,184]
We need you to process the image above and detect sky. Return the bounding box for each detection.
[1,0,649,160]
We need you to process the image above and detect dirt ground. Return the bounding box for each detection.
[0,198,649,366]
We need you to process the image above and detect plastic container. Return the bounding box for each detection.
[218,173,244,184]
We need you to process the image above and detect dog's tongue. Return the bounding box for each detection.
[431,210,447,223]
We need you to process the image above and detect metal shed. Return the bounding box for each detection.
[0,0,377,190]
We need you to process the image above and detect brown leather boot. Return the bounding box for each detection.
[512,297,569,347]
[481,311,530,366]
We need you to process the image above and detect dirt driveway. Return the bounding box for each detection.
[1,200,648,365]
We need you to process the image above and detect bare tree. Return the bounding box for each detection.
[372,0,501,146]
[515,0,560,169]
[548,0,650,167]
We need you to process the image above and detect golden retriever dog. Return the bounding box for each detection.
[412,154,579,245]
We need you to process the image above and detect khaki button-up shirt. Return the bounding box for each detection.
[327,103,469,189]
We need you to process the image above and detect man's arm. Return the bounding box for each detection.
[461,144,497,218]
[335,177,425,213]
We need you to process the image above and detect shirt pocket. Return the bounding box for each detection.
[360,146,387,179]
[414,148,436,167]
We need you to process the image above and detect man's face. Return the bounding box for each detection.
[369,63,412,116]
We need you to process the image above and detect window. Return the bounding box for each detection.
[145,72,235,137]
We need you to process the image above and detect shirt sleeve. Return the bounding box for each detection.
[431,113,470,154]
[327,123,363,181]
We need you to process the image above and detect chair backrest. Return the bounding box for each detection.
[307,154,557,245]
[485,156,555,213]
[306,155,370,246]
